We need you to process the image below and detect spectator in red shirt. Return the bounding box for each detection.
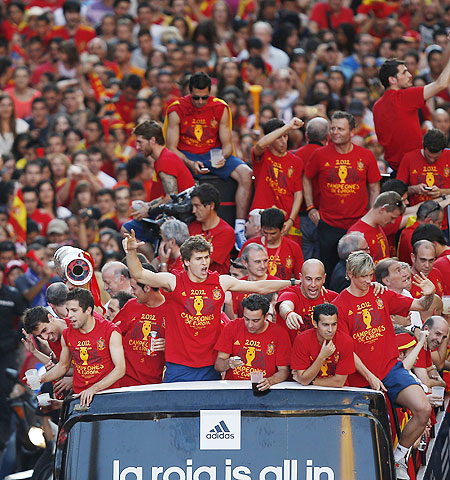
[251,116,304,244]
[348,191,405,264]
[215,293,291,391]
[409,239,444,299]
[309,0,354,34]
[133,120,195,202]
[239,207,303,280]
[373,57,450,172]
[397,200,444,264]
[22,186,52,236]
[412,316,448,390]
[188,183,235,275]
[291,303,355,387]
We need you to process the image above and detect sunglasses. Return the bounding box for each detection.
[425,203,441,217]
[382,200,404,209]
[192,95,209,100]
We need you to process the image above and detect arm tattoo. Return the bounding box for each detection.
[418,293,433,311]
[159,172,178,195]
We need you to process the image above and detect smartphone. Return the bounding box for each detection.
[200,167,209,172]
[424,186,433,191]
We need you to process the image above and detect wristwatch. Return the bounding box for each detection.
[290,278,296,286]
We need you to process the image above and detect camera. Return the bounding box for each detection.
[141,187,195,242]
[80,206,102,221]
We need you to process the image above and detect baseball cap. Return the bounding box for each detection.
[47,219,69,235]
[396,333,417,351]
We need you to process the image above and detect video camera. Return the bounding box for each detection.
[141,187,195,242]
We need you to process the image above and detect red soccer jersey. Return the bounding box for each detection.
[49,25,96,52]
[189,219,235,275]
[114,298,166,386]
[382,215,402,258]
[373,87,425,171]
[251,148,303,228]
[62,317,120,394]
[275,286,338,343]
[397,221,419,264]
[309,2,355,29]
[293,143,323,210]
[239,236,303,280]
[304,143,381,229]
[166,95,229,154]
[30,209,53,236]
[397,149,450,206]
[433,255,450,295]
[291,328,355,377]
[415,347,432,369]
[348,219,389,263]
[333,287,413,387]
[164,270,224,367]
[231,274,279,317]
[214,318,291,380]
[409,267,444,298]
[155,147,195,194]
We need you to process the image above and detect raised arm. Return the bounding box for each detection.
[219,274,295,294]
[410,274,436,312]
[123,229,176,291]
[423,58,450,101]
[253,117,304,158]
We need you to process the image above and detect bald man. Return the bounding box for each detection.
[432,108,450,145]
[275,259,338,343]
[413,315,449,390]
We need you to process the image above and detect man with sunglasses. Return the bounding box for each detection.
[348,191,405,263]
[165,72,253,249]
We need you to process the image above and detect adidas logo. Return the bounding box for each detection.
[206,421,235,439]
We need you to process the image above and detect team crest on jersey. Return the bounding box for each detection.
[437,280,443,291]
[97,337,106,351]
[445,166,450,177]
[212,288,222,300]
[266,343,275,355]
[286,257,293,268]
[357,160,364,171]
[211,119,218,128]
[287,167,294,178]
[376,298,384,309]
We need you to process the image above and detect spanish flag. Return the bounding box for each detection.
[9,190,26,243]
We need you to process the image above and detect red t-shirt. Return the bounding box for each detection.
[348,219,390,263]
[62,317,120,394]
[238,236,303,280]
[48,317,70,360]
[291,328,355,377]
[304,144,381,229]
[382,215,403,257]
[309,2,355,29]
[154,147,195,196]
[433,255,450,295]
[415,347,432,369]
[409,267,444,298]
[231,274,279,318]
[373,87,425,171]
[251,148,303,228]
[214,318,291,380]
[397,149,450,206]
[30,209,53,236]
[166,95,228,154]
[293,143,323,210]
[48,25,96,52]
[164,270,224,367]
[189,219,235,275]
[275,286,338,343]
[333,287,413,387]
[114,298,166,386]
[397,221,419,264]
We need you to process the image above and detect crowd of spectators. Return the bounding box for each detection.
[1,0,450,477]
